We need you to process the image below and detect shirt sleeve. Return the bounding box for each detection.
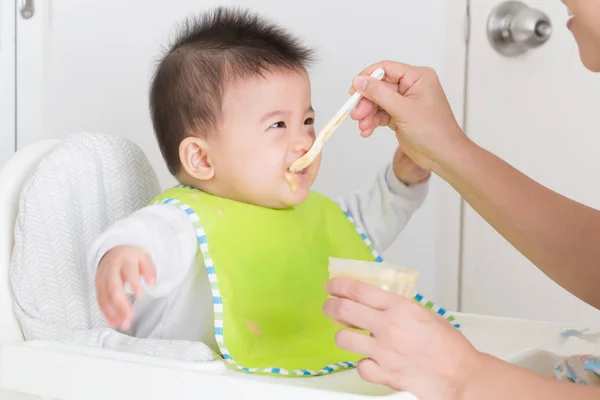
[336,163,429,254]
[86,203,198,298]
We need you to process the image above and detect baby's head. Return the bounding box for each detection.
[150,7,319,209]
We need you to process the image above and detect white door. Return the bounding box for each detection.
[461,0,600,326]
[14,0,453,296]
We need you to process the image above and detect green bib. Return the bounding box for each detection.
[152,186,459,377]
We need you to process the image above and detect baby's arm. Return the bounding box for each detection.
[336,163,428,255]
[87,203,197,330]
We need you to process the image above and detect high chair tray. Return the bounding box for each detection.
[0,313,582,400]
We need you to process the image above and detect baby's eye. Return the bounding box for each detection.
[304,118,315,125]
[271,121,286,128]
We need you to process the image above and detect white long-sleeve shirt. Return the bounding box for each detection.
[87,164,428,352]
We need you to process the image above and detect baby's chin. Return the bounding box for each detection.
[279,186,310,208]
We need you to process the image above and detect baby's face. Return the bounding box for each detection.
[208,69,320,208]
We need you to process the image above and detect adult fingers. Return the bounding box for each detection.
[352,76,408,119]
[323,297,383,333]
[351,97,377,120]
[360,126,377,138]
[357,358,391,387]
[353,61,423,95]
[334,329,381,361]
[325,277,403,311]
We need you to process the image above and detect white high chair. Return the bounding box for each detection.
[0,133,580,400]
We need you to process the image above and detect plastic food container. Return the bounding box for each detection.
[328,257,419,297]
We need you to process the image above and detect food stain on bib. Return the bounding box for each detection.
[247,319,261,336]
[216,208,224,217]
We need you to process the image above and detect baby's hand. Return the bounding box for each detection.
[95,245,156,331]
[392,146,431,185]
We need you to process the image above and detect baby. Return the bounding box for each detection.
[89,7,430,375]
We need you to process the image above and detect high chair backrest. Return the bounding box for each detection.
[8,132,162,342]
[2,133,218,363]
[0,139,60,345]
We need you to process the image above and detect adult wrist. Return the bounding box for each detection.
[457,352,501,400]
[430,131,478,181]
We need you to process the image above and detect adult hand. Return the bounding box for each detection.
[323,277,482,400]
[350,61,469,172]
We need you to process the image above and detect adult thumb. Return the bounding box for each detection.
[352,76,407,116]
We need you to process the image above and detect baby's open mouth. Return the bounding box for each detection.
[283,168,307,194]
[287,166,307,175]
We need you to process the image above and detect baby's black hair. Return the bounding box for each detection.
[149,7,314,175]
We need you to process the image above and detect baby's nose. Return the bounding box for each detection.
[292,132,314,154]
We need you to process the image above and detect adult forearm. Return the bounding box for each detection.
[436,139,600,308]
[462,353,600,400]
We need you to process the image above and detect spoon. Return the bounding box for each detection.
[288,68,385,173]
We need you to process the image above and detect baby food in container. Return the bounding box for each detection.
[328,257,419,297]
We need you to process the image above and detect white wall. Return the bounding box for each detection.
[0,0,16,167]
[308,2,452,297]
[10,0,454,298]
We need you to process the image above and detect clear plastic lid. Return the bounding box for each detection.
[328,257,419,297]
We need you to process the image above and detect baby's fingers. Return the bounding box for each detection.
[139,253,156,286]
[122,264,143,300]
[97,284,118,327]
[96,268,119,327]
[108,267,132,330]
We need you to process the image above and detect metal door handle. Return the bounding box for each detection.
[20,0,34,19]
[488,1,552,57]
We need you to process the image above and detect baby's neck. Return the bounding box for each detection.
[176,174,204,192]
[176,174,302,210]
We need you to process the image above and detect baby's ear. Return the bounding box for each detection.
[179,136,214,181]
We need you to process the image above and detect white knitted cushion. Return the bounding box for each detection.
[10,132,217,362]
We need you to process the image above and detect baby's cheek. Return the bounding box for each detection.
[252,171,282,195]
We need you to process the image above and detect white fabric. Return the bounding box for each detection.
[87,163,428,346]
[504,329,600,378]
[0,138,60,345]
[9,132,218,362]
